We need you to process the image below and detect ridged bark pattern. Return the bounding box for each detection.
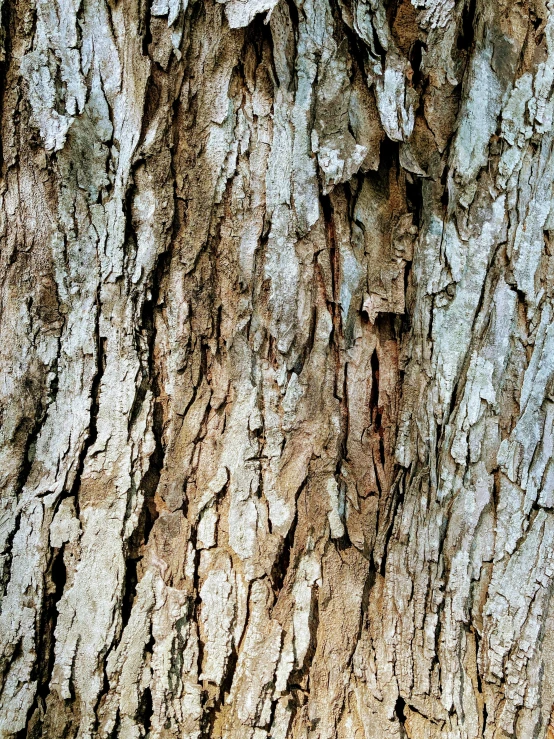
[1,0,554,737]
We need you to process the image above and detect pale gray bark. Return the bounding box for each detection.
[1,0,554,737]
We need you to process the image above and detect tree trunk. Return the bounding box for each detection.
[1,0,554,737]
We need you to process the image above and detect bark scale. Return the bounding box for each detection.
[1,0,554,737]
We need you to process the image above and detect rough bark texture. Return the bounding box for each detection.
[1,0,554,737]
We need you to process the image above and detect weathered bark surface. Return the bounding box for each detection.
[1,0,554,736]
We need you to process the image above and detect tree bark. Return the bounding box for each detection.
[1,0,554,737]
